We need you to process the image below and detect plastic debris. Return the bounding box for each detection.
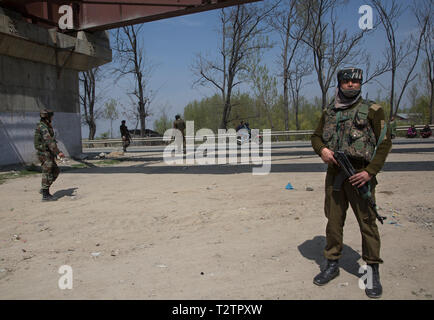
[285,183,294,190]
[91,252,101,258]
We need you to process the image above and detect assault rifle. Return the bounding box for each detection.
[333,151,386,224]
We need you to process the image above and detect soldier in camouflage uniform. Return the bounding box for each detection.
[311,68,392,298]
[34,109,65,201]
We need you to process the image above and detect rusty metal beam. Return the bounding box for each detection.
[0,0,263,32]
[80,0,263,31]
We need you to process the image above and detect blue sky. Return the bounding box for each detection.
[83,0,426,138]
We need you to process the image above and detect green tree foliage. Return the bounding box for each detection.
[292,97,322,130]
[248,63,279,130]
[103,99,119,138]
[182,92,323,137]
[184,94,224,133]
[409,95,431,124]
[99,131,110,139]
[153,113,172,135]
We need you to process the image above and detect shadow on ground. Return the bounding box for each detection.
[298,235,362,277]
[59,160,434,175]
[52,187,78,200]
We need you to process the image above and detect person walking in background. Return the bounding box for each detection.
[173,115,186,153]
[120,120,131,152]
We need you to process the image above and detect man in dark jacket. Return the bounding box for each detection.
[173,115,186,153]
[120,120,131,152]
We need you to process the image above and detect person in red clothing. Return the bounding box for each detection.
[421,124,432,138]
[407,125,418,138]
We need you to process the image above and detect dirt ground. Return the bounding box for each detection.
[0,139,433,300]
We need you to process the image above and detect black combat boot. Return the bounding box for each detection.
[313,259,340,286]
[42,188,57,201]
[365,264,382,299]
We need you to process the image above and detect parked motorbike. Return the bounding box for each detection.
[236,128,263,145]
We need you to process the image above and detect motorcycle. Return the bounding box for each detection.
[236,128,263,145]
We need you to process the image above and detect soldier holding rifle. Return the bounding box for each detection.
[311,68,392,298]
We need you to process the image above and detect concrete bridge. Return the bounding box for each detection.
[0,0,260,167]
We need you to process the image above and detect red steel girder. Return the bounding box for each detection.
[0,0,263,32]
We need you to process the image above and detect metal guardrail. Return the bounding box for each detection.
[81,131,313,147]
[82,125,432,148]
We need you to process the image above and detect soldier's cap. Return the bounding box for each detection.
[337,68,363,84]
[40,109,54,118]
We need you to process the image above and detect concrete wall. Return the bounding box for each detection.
[0,112,81,166]
[0,7,111,167]
[0,55,82,166]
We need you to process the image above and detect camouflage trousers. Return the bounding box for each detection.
[323,172,383,264]
[38,153,59,189]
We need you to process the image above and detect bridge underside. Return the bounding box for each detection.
[0,0,261,166]
[1,0,261,32]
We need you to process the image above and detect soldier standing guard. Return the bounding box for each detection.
[311,68,392,298]
[34,109,65,201]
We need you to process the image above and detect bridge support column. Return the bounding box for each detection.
[0,7,111,167]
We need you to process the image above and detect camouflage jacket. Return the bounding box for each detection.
[311,98,392,176]
[322,99,377,163]
[34,120,60,156]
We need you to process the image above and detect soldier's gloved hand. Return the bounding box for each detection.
[320,148,338,166]
[349,171,372,188]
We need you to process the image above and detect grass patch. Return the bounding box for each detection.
[70,163,89,169]
[0,169,40,185]
[95,159,121,166]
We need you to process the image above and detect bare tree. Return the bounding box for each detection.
[420,0,434,123]
[371,0,429,119]
[120,88,157,136]
[288,47,312,130]
[268,0,311,130]
[103,99,119,139]
[79,67,103,140]
[248,60,278,130]
[192,3,276,129]
[300,0,368,109]
[113,25,156,137]
[153,103,173,135]
[407,83,420,110]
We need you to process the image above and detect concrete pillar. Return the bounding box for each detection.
[0,7,111,167]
